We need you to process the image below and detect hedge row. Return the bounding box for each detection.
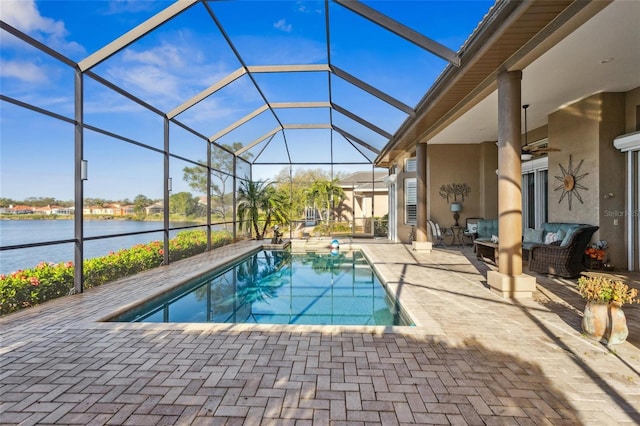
[0,230,233,315]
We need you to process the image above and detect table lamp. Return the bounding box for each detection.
[450,203,462,226]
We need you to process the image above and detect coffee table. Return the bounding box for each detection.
[474,240,498,265]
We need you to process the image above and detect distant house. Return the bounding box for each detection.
[145,203,163,215]
[50,206,74,215]
[89,206,114,215]
[2,205,35,215]
[83,205,114,215]
[120,205,135,215]
[34,205,74,215]
[337,172,389,221]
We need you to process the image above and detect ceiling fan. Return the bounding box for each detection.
[522,144,561,155]
[521,104,561,160]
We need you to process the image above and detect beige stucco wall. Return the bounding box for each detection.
[339,190,388,220]
[599,93,627,266]
[390,88,637,264]
[392,143,499,243]
[428,144,482,227]
[384,141,501,242]
[478,141,499,220]
[625,86,640,133]
[522,124,549,146]
[548,92,626,267]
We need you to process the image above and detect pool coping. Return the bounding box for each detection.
[0,237,540,341]
[96,239,424,331]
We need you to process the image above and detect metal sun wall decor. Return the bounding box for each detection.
[554,155,588,210]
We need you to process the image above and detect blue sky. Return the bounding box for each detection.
[1,0,494,201]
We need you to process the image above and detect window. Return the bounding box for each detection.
[405,158,416,173]
[405,178,416,224]
[521,156,548,230]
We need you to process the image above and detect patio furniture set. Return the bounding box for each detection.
[472,219,599,278]
[429,218,600,278]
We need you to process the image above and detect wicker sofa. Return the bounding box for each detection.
[473,220,599,278]
[527,224,599,278]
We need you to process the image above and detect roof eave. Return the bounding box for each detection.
[374,0,602,168]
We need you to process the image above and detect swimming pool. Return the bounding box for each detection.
[111,249,413,326]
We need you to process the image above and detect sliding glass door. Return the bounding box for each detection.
[522,157,548,230]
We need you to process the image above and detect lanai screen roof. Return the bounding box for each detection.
[1,0,494,177]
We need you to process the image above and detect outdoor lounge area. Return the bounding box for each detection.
[2,0,640,424]
[1,240,639,424]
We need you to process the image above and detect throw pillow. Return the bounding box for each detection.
[556,229,566,242]
[544,232,557,245]
[524,228,544,243]
[561,228,577,246]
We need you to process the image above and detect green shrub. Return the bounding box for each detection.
[0,261,75,314]
[0,230,233,315]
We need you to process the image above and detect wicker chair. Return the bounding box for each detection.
[527,225,599,278]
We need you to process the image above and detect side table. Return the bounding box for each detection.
[449,225,464,246]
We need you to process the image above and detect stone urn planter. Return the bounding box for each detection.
[577,275,638,345]
[581,301,628,345]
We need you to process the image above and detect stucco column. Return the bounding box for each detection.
[413,143,432,252]
[416,143,428,241]
[487,70,536,298]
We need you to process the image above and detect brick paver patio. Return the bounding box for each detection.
[1,239,638,425]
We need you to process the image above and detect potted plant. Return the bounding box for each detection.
[584,240,607,269]
[577,275,638,344]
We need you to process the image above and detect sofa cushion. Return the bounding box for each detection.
[561,227,579,246]
[477,219,498,238]
[475,236,492,243]
[539,223,584,246]
[524,228,544,243]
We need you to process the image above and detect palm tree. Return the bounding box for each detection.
[261,185,289,238]
[237,180,289,240]
[237,180,269,239]
[307,179,346,225]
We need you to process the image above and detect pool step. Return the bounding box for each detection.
[290,238,355,252]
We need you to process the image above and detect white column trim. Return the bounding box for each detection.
[614,131,640,152]
[615,132,640,271]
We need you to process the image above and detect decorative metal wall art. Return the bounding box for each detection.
[438,183,471,203]
[554,155,588,210]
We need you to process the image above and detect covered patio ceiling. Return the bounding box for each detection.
[1,0,493,173]
[379,0,640,163]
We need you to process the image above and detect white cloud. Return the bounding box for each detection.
[0,60,47,83]
[0,0,84,55]
[1,0,63,35]
[122,45,185,69]
[274,19,293,33]
[102,41,234,111]
[107,64,181,104]
[296,1,322,15]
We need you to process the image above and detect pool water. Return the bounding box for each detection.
[112,249,413,326]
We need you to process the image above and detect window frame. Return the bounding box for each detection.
[405,177,417,225]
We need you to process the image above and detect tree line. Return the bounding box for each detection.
[2,142,351,229]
